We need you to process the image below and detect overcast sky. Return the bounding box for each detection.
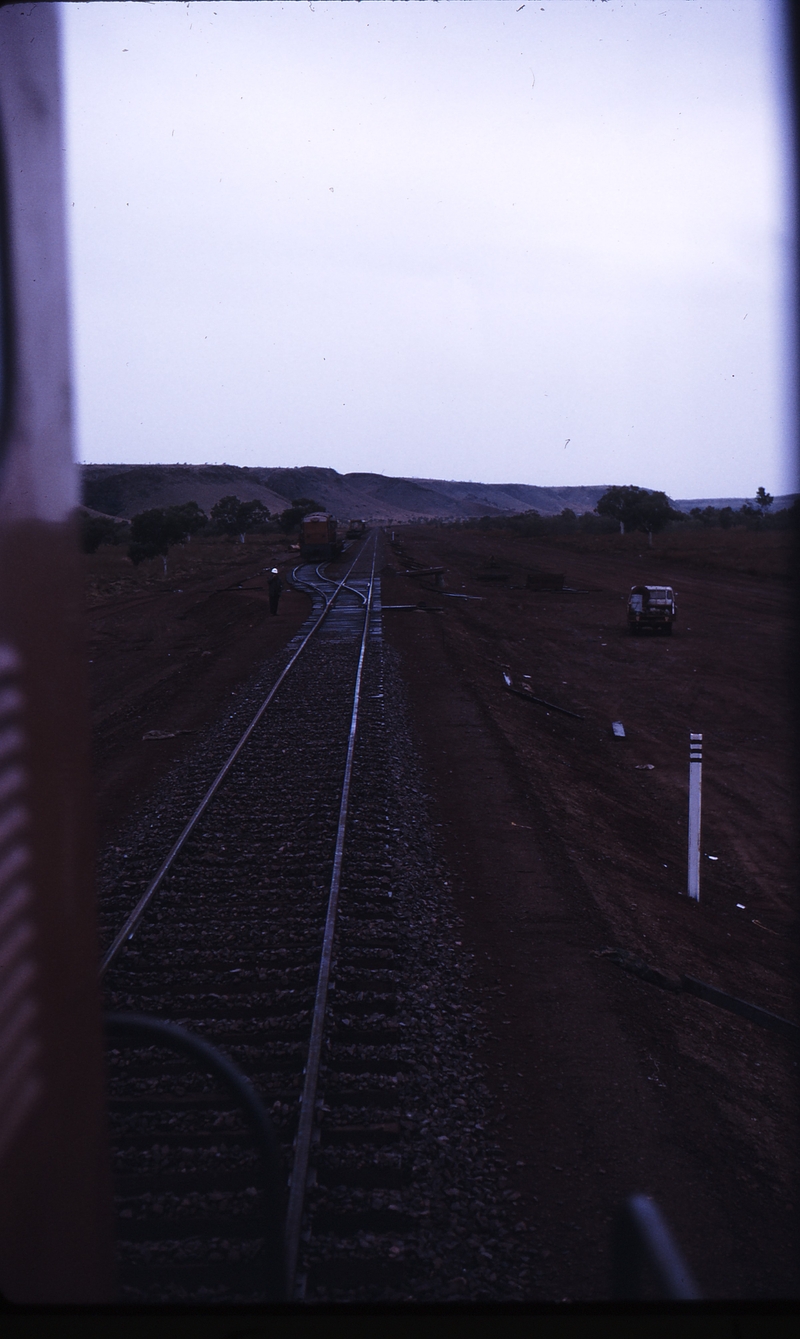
[61,0,794,500]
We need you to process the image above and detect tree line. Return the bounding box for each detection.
[80,494,324,565]
[446,485,797,541]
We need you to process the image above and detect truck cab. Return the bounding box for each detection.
[628,585,676,635]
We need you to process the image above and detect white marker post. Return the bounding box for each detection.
[687,733,702,901]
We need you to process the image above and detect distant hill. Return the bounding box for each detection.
[79,465,797,525]
[81,465,292,521]
[80,464,616,523]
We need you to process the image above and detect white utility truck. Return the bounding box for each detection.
[627,585,676,635]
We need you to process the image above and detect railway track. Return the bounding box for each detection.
[98,533,532,1304]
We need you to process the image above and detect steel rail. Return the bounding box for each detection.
[100,548,370,977]
[312,561,367,607]
[291,560,365,609]
[325,577,367,607]
[284,547,377,1297]
[339,581,368,606]
[105,1012,288,1300]
[290,564,332,603]
[292,565,364,611]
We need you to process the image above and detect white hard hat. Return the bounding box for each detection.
[271,567,278,574]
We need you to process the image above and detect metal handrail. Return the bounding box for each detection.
[612,1194,701,1300]
[104,1012,287,1302]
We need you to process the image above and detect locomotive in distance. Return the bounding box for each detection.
[299,512,343,561]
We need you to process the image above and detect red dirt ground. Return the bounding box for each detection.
[84,535,311,845]
[382,525,798,1300]
[84,524,798,1300]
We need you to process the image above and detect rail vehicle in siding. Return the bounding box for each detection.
[299,512,342,561]
[345,518,367,539]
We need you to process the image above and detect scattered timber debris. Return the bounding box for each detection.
[525,571,564,591]
[595,947,682,992]
[597,949,800,1042]
[142,729,196,741]
[751,919,781,936]
[502,672,585,721]
[681,975,800,1043]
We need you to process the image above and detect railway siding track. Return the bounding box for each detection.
[98,537,533,1303]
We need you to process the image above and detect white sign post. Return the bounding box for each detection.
[687,733,703,901]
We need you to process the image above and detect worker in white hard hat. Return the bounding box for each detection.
[268,567,283,615]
